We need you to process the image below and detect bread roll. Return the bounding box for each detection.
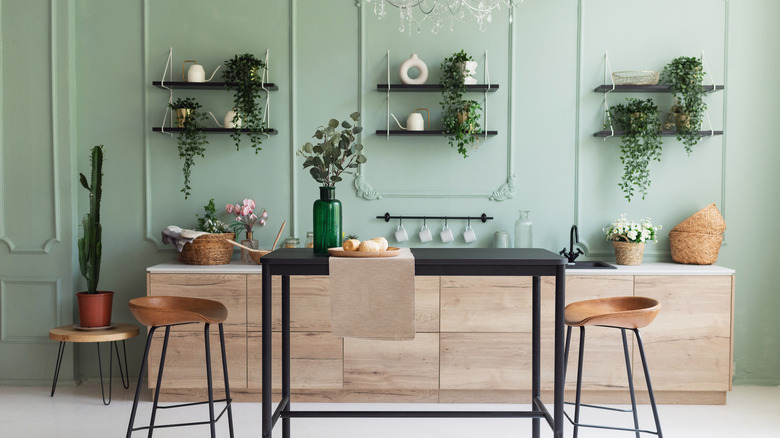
[343,239,360,251]
[358,240,381,252]
[370,237,389,251]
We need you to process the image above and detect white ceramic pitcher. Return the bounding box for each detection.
[390,108,429,131]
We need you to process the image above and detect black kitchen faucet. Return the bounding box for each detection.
[560,225,584,263]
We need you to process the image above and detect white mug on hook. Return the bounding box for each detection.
[419,224,433,243]
[440,224,454,243]
[395,224,409,243]
[463,225,477,243]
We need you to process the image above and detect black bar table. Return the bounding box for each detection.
[260,248,567,438]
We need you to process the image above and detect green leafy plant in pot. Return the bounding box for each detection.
[169,97,208,199]
[296,112,366,253]
[608,98,663,202]
[76,145,114,328]
[661,56,706,155]
[440,50,483,158]
[223,53,268,154]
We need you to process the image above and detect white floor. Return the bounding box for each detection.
[1,384,779,437]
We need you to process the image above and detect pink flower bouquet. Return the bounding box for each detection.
[226,198,267,236]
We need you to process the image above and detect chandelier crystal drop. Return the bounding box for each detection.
[364,0,521,34]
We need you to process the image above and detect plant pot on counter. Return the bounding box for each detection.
[76,291,114,328]
[612,238,645,266]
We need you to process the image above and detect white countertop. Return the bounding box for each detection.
[147,261,734,276]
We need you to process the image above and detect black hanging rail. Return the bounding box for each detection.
[377,213,493,223]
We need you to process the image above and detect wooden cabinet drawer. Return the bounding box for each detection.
[247,331,343,391]
[147,273,246,332]
[440,332,527,390]
[147,328,247,389]
[441,276,531,332]
[344,333,439,390]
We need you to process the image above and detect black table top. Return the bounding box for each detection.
[261,248,566,277]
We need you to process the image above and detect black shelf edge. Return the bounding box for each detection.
[594,84,724,92]
[376,130,498,136]
[153,127,278,134]
[377,84,498,92]
[153,81,279,91]
[594,130,723,137]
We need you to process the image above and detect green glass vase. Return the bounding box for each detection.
[313,186,342,254]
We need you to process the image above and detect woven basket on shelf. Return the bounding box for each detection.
[669,231,723,265]
[178,233,235,265]
[612,236,645,266]
[670,203,726,234]
[611,71,660,86]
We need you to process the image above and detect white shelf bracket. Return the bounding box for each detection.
[483,50,490,140]
[386,50,390,140]
[159,47,174,137]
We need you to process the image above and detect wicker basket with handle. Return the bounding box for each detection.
[178,233,235,265]
[611,235,645,266]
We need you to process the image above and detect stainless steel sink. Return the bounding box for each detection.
[565,261,617,269]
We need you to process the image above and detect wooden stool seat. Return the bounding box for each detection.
[565,296,661,329]
[128,296,227,327]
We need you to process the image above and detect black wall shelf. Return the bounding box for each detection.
[594,84,724,93]
[153,81,279,91]
[377,84,498,92]
[376,130,498,136]
[594,130,723,138]
[153,127,278,134]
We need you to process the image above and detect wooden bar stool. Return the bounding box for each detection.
[126,296,234,438]
[563,296,663,438]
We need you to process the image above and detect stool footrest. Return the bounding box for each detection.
[156,398,231,409]
[130,402,232,431]
[564,400,635,413]
[563,408,660,436]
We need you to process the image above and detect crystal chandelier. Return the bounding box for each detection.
[364,0,522,34]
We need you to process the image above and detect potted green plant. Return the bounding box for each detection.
[608,98,663,202]
[178,199,235,265]
[661,56,706,154]
[223,53,268,153]
[169,97,208,199]
[76,145,113,328]
[296,112,366,253]
[440,50,483,158]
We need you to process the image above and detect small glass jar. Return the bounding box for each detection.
[305,231,314,249]
[282,237,300,248]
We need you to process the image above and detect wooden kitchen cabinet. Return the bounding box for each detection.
[147,264,734,404]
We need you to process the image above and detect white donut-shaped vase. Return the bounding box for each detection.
[399,54,429,85]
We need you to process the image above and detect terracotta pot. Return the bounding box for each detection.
[76,291,114,328]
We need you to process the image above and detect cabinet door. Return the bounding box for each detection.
[247,332,343,391]
[541,275,635,393]
[343,333,439,390]
[147,328,247,389]
[633,275,733,391]
[148,273,246,332]
[441,276,532,332]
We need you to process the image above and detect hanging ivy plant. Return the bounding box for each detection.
[169,97,208,199]
[223,53,268,153]
[440,50,482,158]
[608,98,663,202]
[661,56,706,155]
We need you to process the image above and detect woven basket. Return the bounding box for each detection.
[669,231,723,265]
[611,71,660,86]
[178,233,235,265]
[612,238,645,266]
[671,203,726,234]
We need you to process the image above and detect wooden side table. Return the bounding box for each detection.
[49,323,139,405]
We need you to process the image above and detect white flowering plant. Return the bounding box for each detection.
[604,214,662,244]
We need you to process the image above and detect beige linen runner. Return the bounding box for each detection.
[330,248,415,340]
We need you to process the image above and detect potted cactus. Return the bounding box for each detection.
[76,145,114,328]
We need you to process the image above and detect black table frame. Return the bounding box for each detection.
[260,248,567,438]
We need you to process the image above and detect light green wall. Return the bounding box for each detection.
[1,0,778,385]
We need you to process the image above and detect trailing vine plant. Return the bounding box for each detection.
[608,98,663,202]
[440,50,482,158]
[223,53,268,153]
[661,56,706,155]
[169,97,208,199]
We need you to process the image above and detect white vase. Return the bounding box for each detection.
[399,54,429,85]
[458,61,478,85]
